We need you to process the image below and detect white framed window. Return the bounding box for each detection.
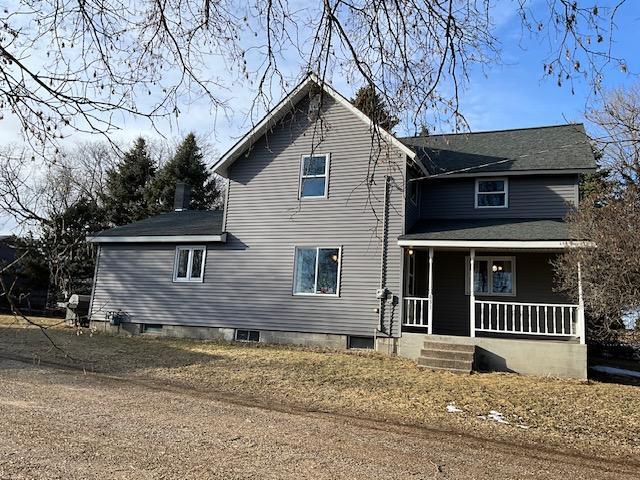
[465,256,516,296]
[293,246,341,296]
[299,153,329,199]
[475,178,508,208]
[173,246,206,283]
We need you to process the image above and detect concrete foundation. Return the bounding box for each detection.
[90,321,586,379]
[90,320,348,349]
[396,332,587,379]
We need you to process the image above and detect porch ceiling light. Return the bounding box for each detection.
[408,248,414,256]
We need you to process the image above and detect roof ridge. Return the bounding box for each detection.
[400,123,584,140]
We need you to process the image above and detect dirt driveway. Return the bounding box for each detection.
[0,357,637,480]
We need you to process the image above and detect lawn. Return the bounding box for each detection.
[0,314,639,459]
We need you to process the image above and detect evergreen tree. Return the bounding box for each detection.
[351,85,399,132]
[147,133,220,212]
[103,137,156,225]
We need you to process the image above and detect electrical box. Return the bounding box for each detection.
[376,288,389,300]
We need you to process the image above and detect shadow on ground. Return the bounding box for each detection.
[0,325,221,374]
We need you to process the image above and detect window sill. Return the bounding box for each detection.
[173,279,204,283]
[292,292,340,298]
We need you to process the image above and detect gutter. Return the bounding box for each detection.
[86,233,227,243]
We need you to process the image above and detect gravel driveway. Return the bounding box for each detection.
[0,357,637,479]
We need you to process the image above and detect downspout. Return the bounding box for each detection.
[378,174,391,335]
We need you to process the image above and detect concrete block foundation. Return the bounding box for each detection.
[90,320,347,349]
[396,332,587,379]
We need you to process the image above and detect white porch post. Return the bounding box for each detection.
[427,247,434,335]
[577,261,586,345]
[469,249,476,338]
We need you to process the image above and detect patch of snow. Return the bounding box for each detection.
[487,410,509,424]
[591,365,640,378]
[516,424,530,429]
[446,403,463,413]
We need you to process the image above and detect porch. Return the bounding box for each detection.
[399,248,585,344]
[396,218,589,346]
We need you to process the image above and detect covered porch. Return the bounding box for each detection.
[397,219,586,345]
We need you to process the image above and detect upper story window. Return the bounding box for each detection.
[475,178,508,208]
[299,154,329,199]
[173,246,206,282]
[293,246,341,296]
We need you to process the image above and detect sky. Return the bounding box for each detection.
[1,1,638,235]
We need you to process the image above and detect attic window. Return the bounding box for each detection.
[475,178,508,208]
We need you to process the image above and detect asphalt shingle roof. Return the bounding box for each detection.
[93,210,224,237]
[400,218,573,242]
[401,124,596,175]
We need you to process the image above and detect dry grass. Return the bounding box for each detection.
[0,314,639,458]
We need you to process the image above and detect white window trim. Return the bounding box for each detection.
[292,246,342,297]
[475,178,508,209]
[298,153,330,200]
[173,246,206,283]
[465,255,516,297]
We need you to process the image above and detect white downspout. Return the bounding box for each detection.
[577,261,586,345]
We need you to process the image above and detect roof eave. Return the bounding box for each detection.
[87,233,227,243]
[397,239,594,249]
[421,167,595,179]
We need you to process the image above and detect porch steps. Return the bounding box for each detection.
[418,341,475,374]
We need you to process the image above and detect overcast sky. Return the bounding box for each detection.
[1,1,638,235]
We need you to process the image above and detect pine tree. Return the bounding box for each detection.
[103,137,156,225]
[147,133,220,212]
[351,85,399,132]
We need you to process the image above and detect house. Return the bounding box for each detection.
[87,74,596,378]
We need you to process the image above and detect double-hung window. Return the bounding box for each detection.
[475,178,508,208]
[173,246,206,282]
[293,247,341,296]
[466,256,516,296]
[299,154,329,199]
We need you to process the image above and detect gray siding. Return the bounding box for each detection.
[404,166,421,231]
[429,251,571,336]
[419,175,578,219]
[91,96,407,337]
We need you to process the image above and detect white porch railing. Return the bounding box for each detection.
[403,297,431,331]
[475,300,581,337]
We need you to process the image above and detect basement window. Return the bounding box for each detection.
[235,329,260,342]
[348,336,374,350]
[142,323,163,334]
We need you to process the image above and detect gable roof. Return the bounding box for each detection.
[212,73,419,177]
[401,124,596,177]
[87,210,225,243]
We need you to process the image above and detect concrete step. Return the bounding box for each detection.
[417,356,473,371]
[422,341,475,353]
[419,349,475,362]
[417,364,471,374]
